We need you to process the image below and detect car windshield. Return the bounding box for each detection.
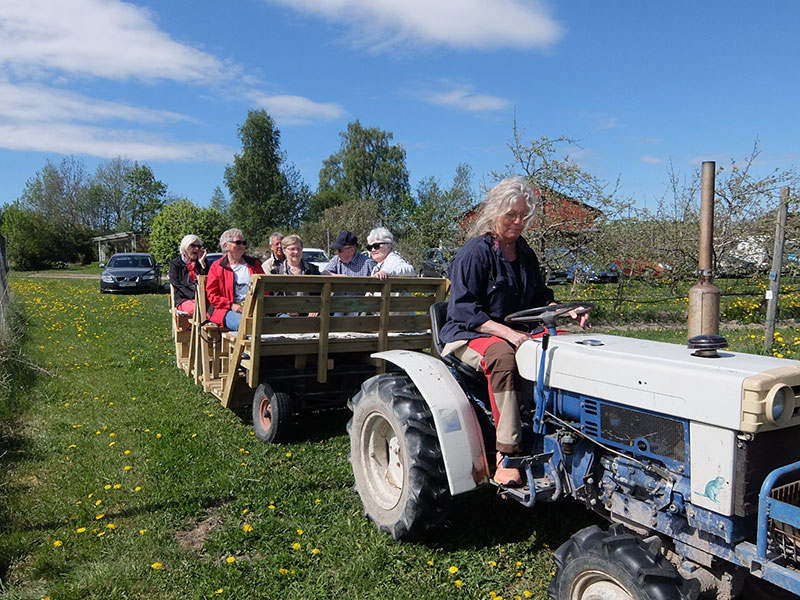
[109,255,152,268]
[303,250,329,262]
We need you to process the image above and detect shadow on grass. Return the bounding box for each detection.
[431,492,607,552]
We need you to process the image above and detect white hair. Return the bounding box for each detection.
[367,227,394,248]
[179,234,201,259]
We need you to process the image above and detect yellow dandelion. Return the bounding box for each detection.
[104,484,111,490]
[243,524,253,532]
[96,531,105,537]
[296,529,303,535]
[215,589,223,595]
[124,465,131,471]
[156,433,162,439]
[427,560,434,566]
[95,499,102,506]
[53,540,63,547]
[106,523,116,529]
[488,560,496,566]
[455,580,463,587]
[312,548,320,555]
[449,566,459,574]
[95,513,105,520]
[151,562,163,570]
[523,592,532,598]
[286,452,292,457]
[279,568,289,575]
[139,529,147,535]
[114,483,121,489]
[76,527,86,533]
[135,486,142,491]
[124,450,131,455]
[292,542,301,550]
[226,556,235,564]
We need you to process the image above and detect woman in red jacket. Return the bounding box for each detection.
[205,228,264,331]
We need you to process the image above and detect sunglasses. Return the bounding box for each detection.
[229,240,247,246]
[190,243,203,249]
[366,243,387,251]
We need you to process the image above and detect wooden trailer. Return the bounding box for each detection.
[172,274,448,442]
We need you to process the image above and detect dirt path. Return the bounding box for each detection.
[22,272,100,279]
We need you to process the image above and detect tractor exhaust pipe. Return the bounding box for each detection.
[688,161,720,338]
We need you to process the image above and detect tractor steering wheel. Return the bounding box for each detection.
[504,302,593,329]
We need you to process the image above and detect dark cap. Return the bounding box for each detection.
[331,231,358,249]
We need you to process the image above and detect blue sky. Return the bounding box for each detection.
[1,0,798,212]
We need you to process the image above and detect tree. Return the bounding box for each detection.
[406,163,475,267]
[224,109,300,245]
[0,203,53,270]
[149,200,231,265]
[209,185,229,215]
[19,156,88,228]
[124,163,167,237]
[299,198,378,254]
[91,156,133,231]
[318,120,410,228]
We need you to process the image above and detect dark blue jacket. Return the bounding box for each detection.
[439,233,555,343]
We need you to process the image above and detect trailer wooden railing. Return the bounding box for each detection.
[175,274,448,409]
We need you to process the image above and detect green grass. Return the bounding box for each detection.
[3,274,800,599]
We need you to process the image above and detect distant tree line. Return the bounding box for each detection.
[2,108,798,286]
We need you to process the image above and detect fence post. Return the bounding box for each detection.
[0,232,9,340]
[765,186,790,352]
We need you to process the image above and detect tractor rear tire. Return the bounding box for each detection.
[348,373,450,541]
[252,384,293,443]
[548,524,698,600]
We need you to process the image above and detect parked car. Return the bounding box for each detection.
[420,247,458,277]
[301,247,330,271]
[205,252,223,267]
[100,252,161,293]
[544,248,620,284]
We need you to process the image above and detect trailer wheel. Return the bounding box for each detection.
[348,373,450,541]
[548,525,697,600]
[252,384,293,443]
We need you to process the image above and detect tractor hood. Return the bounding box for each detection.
[515,333,800,433]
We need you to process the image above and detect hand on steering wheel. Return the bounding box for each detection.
[505,302,593,329]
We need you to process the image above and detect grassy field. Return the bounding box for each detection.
[3,274,800,600]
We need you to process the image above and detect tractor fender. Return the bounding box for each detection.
[372,350,490,495]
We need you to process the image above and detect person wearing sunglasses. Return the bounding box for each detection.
[168,234,209,315]
[366,227,415,280]
[206,228,264,331]
[438,177,588,487]
[320,231,376,277]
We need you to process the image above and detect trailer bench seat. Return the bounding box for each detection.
[195,274,448,408]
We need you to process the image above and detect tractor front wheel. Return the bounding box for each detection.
[348,373,450,540]
[548,525,697,600]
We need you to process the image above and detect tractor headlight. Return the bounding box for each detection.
[766,384,795,426]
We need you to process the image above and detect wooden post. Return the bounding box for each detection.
[765,186,790,352]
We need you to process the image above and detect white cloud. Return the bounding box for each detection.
[0,122,231,162]
[266,0,563,51]
[0,0,233,84]
[641,155,663,164]
[0,81,194,124]
[425,87,511,112]
[246,91,347,125]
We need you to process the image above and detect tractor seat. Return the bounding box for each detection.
[429,302,484,383]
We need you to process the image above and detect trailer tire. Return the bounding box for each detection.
[252,384,293,443]
[548,525,697,600]
[348,373,450,541]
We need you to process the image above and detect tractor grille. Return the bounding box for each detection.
[599,404,686,463]
[769,478,800,565]
[734,426,800,517]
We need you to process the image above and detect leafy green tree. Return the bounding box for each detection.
[149,200,231,265]
[318,120,410,228]
[0,203,53,270]
[224,109,303,245]
[406,163,475,266]
[306,189,349,223]
[299,198,377,254]
[124,163,167,238]
[19,156,89,228]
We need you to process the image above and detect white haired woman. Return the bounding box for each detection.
[367,227,415,280]
[168,234,208,314]
[206,228,264,331]
[438,176,588,486]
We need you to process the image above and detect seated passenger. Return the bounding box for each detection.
[262,231,285,273]
[168,234,208,315]
[206,228,264,331]
[271,234,320,276]
[321,231,376,276]
[367,227,415,280]
[271,234,319,317]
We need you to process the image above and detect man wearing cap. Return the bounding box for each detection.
[321,231,376,277]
